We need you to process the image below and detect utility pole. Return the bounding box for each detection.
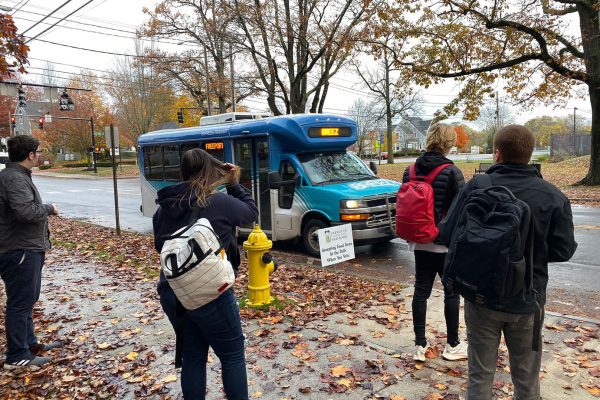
[203,46,212,116]
[496,93,500,130]
[90,117,97,173]
[109,124,121,236]
[230,42,236,113]
[573,107,577,156]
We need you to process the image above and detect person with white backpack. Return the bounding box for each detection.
[395,123,467,362]
[153,149,258,399]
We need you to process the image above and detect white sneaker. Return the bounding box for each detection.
[413,344,428,362]
[442,342,468,361]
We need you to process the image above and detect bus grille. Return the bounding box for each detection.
[365,195,396,228]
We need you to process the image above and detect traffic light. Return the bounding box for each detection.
[177,111,184,123]
[38,116,44,129]
[10,116,16,129]
[59,89,75,111]
[18,87,26,108]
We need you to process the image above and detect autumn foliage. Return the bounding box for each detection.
[453,125,469,151]
[0,14,28,80]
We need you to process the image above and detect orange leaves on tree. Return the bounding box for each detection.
[454,125,469,150]
[0,14,29,80]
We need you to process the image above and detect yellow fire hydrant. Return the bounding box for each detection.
[243,225,276,307]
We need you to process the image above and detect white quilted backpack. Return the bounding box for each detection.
[160,212,235,310]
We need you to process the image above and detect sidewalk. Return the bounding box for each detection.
[33,169,139,179]
[1,247,598,399]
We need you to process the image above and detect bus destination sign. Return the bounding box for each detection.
[204,142,224,150]
[308,126,352,138]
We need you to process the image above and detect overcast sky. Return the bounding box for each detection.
[4,0,593,126]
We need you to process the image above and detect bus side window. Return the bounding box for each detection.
[163,145,180,181]
[144,145,163,180]
[279,161,297,209]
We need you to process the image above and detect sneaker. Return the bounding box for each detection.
[30,341,63,355]
[3,355,51,370]
[413,344,428,362]
[442,342,468,361]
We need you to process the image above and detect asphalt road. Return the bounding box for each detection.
[33,174,599,317]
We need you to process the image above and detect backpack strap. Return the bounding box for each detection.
[423,163,453,185]
[161,205,202,240]
[409,163,452,183]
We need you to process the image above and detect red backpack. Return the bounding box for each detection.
[395,163,452,243]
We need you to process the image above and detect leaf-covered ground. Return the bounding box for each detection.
[1,218,599,399]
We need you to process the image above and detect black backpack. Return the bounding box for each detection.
[442,175,538,315]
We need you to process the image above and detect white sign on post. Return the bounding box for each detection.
[44,114,52,123]
[317,223,355,267]
[104,126,119,148]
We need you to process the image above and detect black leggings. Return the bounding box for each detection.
[412,250,460,347]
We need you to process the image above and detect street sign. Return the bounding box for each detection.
[44,114,52,123]
[104,126,119,148]
[317,223,355,267]
[378,133,384,144]
[94,131,104,136]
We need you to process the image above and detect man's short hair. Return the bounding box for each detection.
[7,135,40,162]
[425,123,457,154]
[493,125,535,164]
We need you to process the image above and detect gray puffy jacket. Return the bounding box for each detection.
[0,163,53,253]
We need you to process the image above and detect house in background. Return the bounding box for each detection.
[393,116,432,152]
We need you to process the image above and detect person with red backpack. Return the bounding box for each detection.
[396,123,466,362]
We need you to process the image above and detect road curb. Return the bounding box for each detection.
[545,311,600,325]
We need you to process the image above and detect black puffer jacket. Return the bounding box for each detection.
[402,152,465,225]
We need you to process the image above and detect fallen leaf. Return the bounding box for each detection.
[425,345,440,359]
[331,365,352,377]
[161,374,177,383]
[337,378,352,387]
[126,351,138,361]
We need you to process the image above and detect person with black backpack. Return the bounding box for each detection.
[153,149,258,399]
[395,123,467,362]
[438,125,577,400]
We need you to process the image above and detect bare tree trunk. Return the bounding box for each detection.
[583,86,599,184]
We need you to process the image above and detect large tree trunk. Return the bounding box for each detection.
[583,85,600,184]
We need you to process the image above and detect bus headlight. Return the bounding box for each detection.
[341,199,363,209]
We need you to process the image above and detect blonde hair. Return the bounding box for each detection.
[425,123,457,155]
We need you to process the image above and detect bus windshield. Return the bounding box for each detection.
[298,151,375,185]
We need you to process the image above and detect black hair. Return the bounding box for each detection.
[7,135,40,162]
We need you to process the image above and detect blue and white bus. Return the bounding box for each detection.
[137,114,400,256]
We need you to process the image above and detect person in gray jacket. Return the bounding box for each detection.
[0,135,61,369]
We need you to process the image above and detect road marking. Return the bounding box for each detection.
[574,224,600,230]
[67,189,83,193]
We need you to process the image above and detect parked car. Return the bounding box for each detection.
[380,151,388,160]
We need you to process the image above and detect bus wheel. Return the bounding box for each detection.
[302,219,327,257]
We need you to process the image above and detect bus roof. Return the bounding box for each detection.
[138,114,357,151]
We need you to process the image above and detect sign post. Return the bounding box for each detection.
[317,224,355,267]
[108,124,121,236]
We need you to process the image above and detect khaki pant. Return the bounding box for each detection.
[465,301,543,400]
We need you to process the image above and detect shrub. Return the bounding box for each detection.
[38,165,53,170]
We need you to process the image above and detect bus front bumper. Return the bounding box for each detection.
[331,222,395,241]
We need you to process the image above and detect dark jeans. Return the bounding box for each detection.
[159,286,248,399]
[465,301,543,400]
[412,250,460,347]
[0,250,44,362]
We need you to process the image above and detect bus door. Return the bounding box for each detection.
[233,137,271,231]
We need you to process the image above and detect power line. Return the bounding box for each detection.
[25,0,95,44]
[21,0,72,36]
[13,12,197,47]
[10,0,29,15]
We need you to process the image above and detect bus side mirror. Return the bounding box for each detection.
[268,171,282,189]
[369,161,378,175]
